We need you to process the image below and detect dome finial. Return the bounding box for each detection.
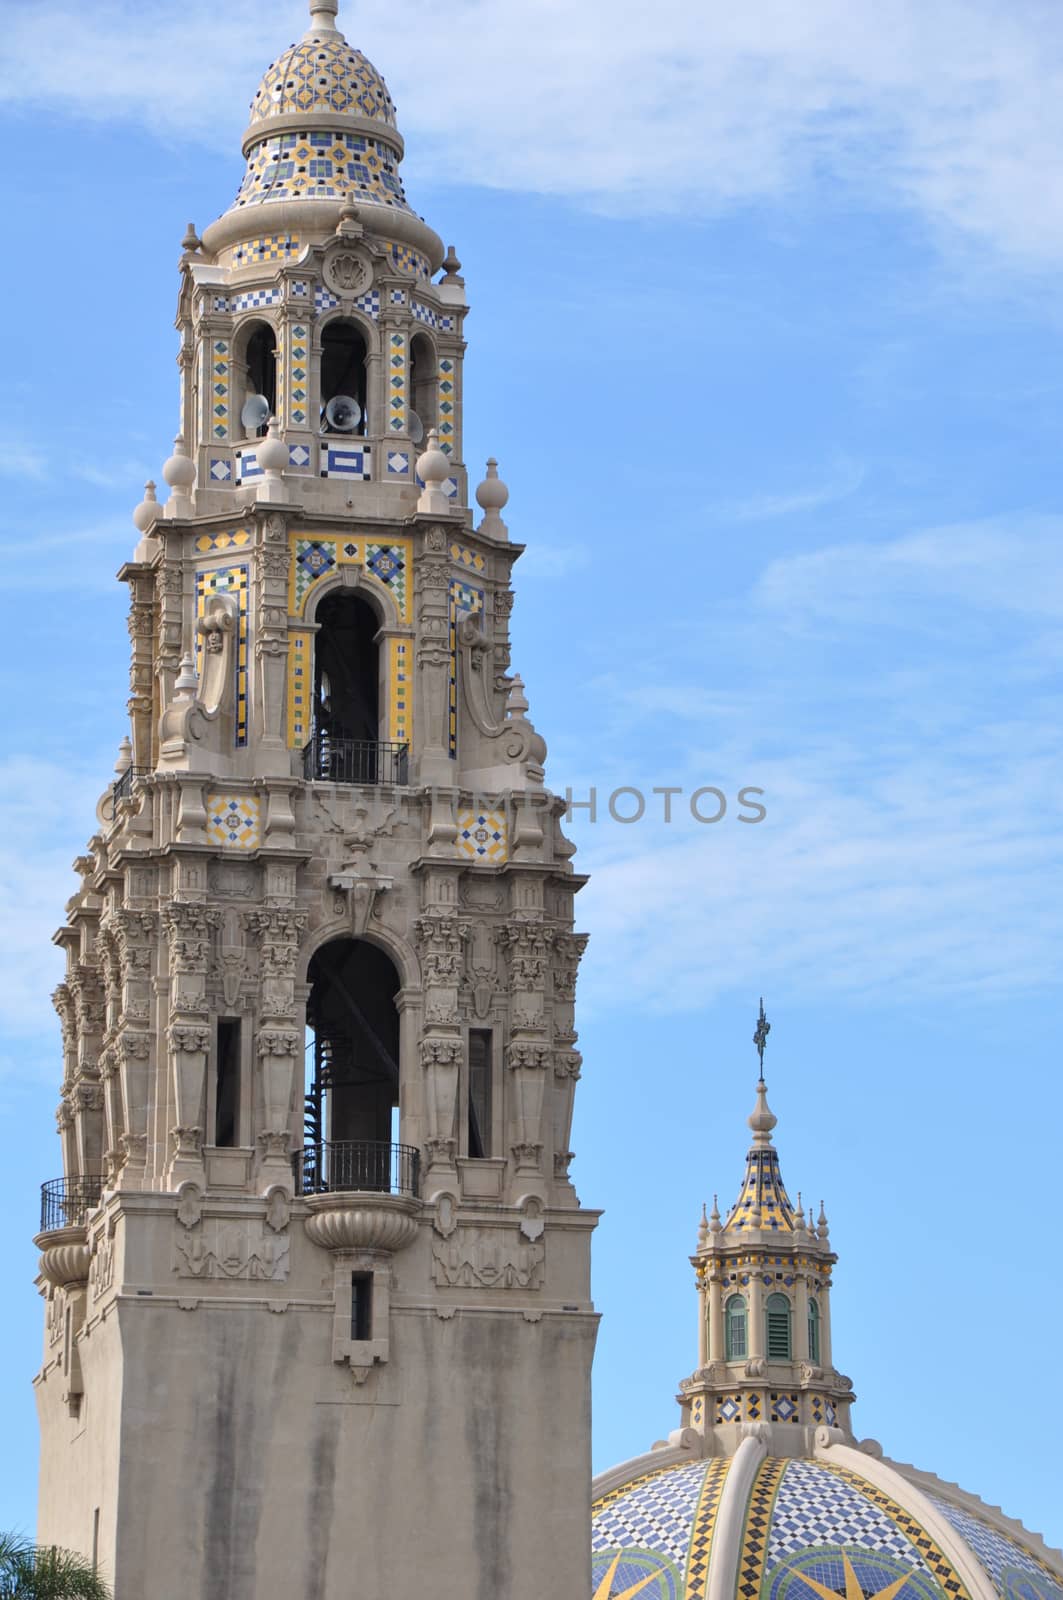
[307,0,341,32]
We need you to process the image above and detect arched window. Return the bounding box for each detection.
[807,1297,820,1364]
[321,318,368,436]
[766,1293,792,1360]
[304,937,402,1192]
[409,330,436,442]
[725,1294,748,1361]
[242,322,277,433]
[306,590,386,781]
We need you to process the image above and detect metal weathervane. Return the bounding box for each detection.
[753,997,770,1074]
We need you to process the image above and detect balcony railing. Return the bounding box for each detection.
[111,765,150,805]
[292,1141,420,1199]
[302,734,409,787]
[39,1176,105,1234]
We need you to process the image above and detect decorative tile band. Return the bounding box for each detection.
[387,242,431,279]
[290,324,309,427]
[388,331,407,433]
[319,443,371,480]
[448,578,484,758]
[437,356,456,454]
[194,565,249,746]
[457,809,508,864]
[231,287,282,312]
[211,339,230,440]
[386,450,410,477]
[593,1462,713,1570]
[206,793,261,851]
[232,235,301,266]
[287,630,311,750]
[450,542,485,573]
[736,1457,787,1600]
[388,637,409,748]
[194,528,250,554]
[209,458,232,483]
[686,1459,731,1600]
[233,127,411,215]
[288,442,312,470]
[288,533,412,622]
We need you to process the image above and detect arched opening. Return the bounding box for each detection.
[239,320,277,435]
[306,589,395,783]
[320,318,368,436]
[725,1294,748,1361]
[409,331,436,442]
[807,1297,820,1364]
[765,1292,792,1360]
[302,937,413,1193]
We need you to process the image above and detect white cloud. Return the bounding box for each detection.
[2,1,1063,267]
[0,758,110,1041]
[557,515,1063,1013]
[712,458,865,523]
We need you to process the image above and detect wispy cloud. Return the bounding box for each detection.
[556,515,1063,1013]
[3,2,1063,268]
[713,459,865,523]
[0,759,109,1040]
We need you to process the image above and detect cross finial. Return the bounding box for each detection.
[753,997,770,1073]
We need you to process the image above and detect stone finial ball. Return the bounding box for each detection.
[416,430,450,486]
[256,421,288,473]
[476,457,509,513]
[162,439,196,489]
[132,481,161,532]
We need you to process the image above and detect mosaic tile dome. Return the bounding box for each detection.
[591,1455,1063,1600]
[248,31,397,130]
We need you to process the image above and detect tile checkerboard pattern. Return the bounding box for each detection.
[927,1494,1063,1600]
[592,1461,714,1570]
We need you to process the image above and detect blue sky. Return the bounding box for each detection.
[1,0,1061,1554]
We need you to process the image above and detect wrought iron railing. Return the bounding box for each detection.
[112,765,150,805]
[39,1176,105,1234]
[292,1141,420,1199]
[301,734,409,787]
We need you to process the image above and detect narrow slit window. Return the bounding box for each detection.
[215,1019,241,1147]
[808,1297,820,1364]
[468,1029,492,1158]
[351,1273,372,1342]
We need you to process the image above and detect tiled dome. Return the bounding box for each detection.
[248,32,397,130]
[591,1455,1063,1600]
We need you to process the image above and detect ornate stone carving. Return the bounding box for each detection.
[163,905,218,974]
[168,1024,210,1054]
[257,1029,301,1057]
[174,1219,291,1281]
[431,1230,545,1290]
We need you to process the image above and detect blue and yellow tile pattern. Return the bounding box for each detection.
[724,1147,797,1234]
[232,129,411,214]
[248,36,397,129]
[927,1496,1063,1600]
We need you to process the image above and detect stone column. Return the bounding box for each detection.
[244,908,308,1187]
[162,904,215,1185]
[414,534,456,790]
[254,512,292,774]
[125,567,156,772]
[550,932,588,1184]
[707,1272,723,1364]
[818,1279,834,1369]
[413,901,467,1181]
[748,1273,765,1360]
[110,910,157,1190]
[794,1273,811,1362]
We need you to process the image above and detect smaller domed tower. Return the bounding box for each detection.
[589,1007,1063,1600]
[680,1005,852,1448]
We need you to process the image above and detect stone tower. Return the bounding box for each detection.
[32,5,597,1595]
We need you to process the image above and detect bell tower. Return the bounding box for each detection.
[33,5,598,1596]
